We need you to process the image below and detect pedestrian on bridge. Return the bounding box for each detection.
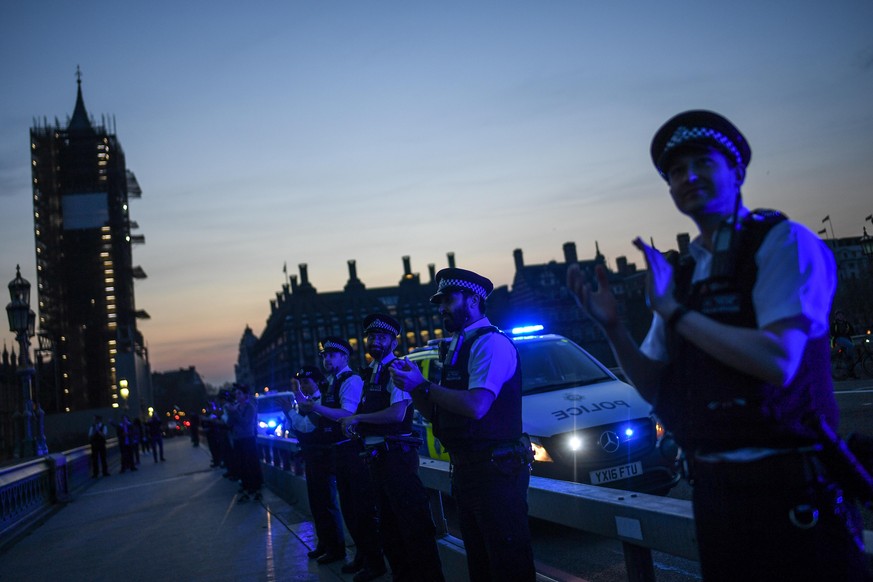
[146,412,165,462]
[567,110,867,581]
[88,415,110,478]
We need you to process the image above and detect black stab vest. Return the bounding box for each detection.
[356,361,413,436]
[432,326,523,452]
[295,372,351,446]
[656,209,838,451]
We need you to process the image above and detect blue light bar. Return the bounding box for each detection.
[511,324,544,335]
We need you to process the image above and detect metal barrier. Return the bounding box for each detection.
[258,436,873,581]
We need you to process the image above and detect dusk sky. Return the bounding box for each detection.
[2,2,872,387]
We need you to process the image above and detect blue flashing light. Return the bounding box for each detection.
[267,420,277,428]
[624,427,634,438]
[511,324,544,336]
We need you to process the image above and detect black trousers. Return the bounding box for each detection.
[234,436,263,494]
[451,458,535,582]
[335,442,383,569]
[302,447,345,554]
[90,442,108,476]
[692,450,869,582]
[367,444,444,582]
[151,435,164,461]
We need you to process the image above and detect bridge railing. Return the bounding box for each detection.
[0,439,118,551]
[257,435,697,581]
[258,435,873,581]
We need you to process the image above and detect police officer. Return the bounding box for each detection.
[281,366,346,564]
[225,384,263,502]
[293,338,385,575]
[567,110,867,581]
[391,269,536,582]
[341,314,444,582]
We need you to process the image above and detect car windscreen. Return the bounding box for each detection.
[256,397,286,414]
[515,338,613,395]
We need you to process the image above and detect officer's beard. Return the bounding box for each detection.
[368,344,388,361]
[442,303,472,334]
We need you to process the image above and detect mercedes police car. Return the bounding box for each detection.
[255,391,294,437]
[407,328,680,494]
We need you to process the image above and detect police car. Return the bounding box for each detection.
[407,330,680,494]
[255,391,295,437]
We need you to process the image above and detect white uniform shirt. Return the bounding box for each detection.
[332,365,364,414]
[286,390,321,434]
[452,317,517,397]
[641,219,836,363]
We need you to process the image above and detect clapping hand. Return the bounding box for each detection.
[632,237,678,317]
[389,358,424,392]
[340,415,360,438]
[567,263,620,331]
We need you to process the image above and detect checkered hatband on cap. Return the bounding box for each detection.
[662,126,744,171]
[363,314,400,337]
[320,337,351,356]
[437,277,487,300]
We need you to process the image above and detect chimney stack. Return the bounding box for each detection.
[563,242,578,265]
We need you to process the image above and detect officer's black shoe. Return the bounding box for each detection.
[316,551,345,565]
[307,547,327,559]
[353,565,387,582]
[341,556,365,574]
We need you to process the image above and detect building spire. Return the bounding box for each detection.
[68,65,94,134]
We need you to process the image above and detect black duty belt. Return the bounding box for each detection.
[362,435,423,452]
[690,447,824,488]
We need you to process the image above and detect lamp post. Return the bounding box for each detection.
[119,379,130,411]
[6,265,48,457]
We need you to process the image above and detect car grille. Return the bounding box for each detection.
[541,418,657,466]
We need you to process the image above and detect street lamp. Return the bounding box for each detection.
[6,265,48,457]
[119,379,130,411]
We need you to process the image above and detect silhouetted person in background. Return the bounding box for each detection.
[113,415,137,473]
[146,414,165,462]
[88,415,110,478]
[189,412,201,447]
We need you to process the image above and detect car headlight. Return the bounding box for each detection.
[258,421,267,428]
[529,437,553,463]
[567,435,583,451]
[653,416,666,441]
